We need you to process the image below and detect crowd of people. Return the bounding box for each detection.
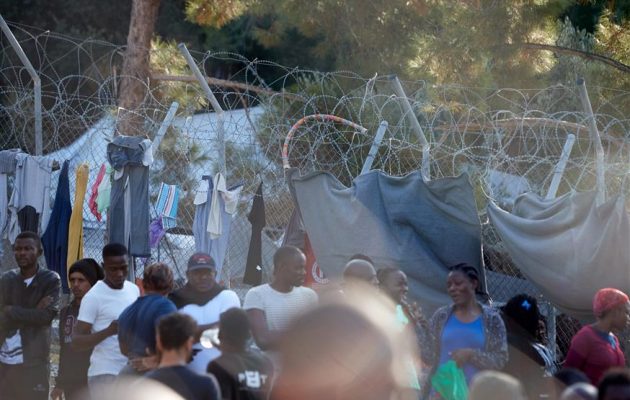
[1,230,630,400]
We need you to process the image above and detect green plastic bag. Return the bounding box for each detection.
[430,360,468,400]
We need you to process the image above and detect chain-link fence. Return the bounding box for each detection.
[2,22,630,363]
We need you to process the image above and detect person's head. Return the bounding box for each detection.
[377,267,408,304]
[273,246,306,288]
[102,243,129,289]
[156,312,198,360]
[598,369,630,400]
[185,253,217,292]
[560,383,598,400]
[554,368,591,397]
[218,308,251,350]
[273,303,396,400]
[68,258,103,300]
[343,259,378,288]
[593,288,630,332]
[469,370,527,400]
[446,263,480,307]
[13,231,43,271]
[502,293,542,340]
[143,263,174,295]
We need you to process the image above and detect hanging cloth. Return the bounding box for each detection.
[67,163,89,269]
[42,160,72,293]
[107,136,151,257]
[212,180,242,281]
[207,173,227,239]
[7,154,53,242]
[243,182,265,286]
[192,174,242,281]
[88,164,106,221]
[193,177,214,254]
[488,191,630,321]
[155,183,180,229]
[96,164,112,215]
[287,168,486,313]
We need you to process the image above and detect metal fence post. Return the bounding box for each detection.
[545,134,575,200]
[547,302,558,364]
[153,101,179,151]
[577,78,606,206]
[0,15,42,155]
[389,75,430,181]
[360,121,388,175]
[178,43,226,175]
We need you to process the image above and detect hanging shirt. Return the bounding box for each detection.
[243,183,265,286]
[207,173,242,238]
[7,154,53,242]
[89,164,106,221]
[155,183,180,229]
[67,163,89,269]
[42,160,72,292]
[96,165,112,215]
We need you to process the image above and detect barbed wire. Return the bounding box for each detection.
[2,23,630,360]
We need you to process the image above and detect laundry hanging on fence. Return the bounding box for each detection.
[42,160,72,293]
[488,191,630,321]
[192,174,243,280]
[149,183,181,248]
[7,153,54,242]
[243,182,265,286]
[0,149,20,260]
[67,163,89,269]
[89,164,107,221]
[155,183,180,229]
[107,136,151,257]
[193,177,214,254]
[288,168,486,312]
[96,164,112,215]
[281,208,306,249]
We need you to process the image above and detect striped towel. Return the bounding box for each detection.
[155,183,180,229]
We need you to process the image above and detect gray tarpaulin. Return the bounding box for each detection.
[488,191,630,321]
[287,168,485,312]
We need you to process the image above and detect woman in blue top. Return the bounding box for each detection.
[421,263,508,399]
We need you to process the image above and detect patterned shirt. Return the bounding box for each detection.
[420,303,508,397]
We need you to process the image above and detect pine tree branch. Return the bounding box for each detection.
[517,42,630,74]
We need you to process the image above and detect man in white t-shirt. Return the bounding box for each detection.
[168,252,240,374]
[243,246,318,354]
[72,243,140,396]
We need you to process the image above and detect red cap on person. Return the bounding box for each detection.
[593,288,629,317]
[187,252,216,271]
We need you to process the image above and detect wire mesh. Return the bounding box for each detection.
[2,22,630,362]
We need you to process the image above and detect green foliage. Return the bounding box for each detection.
[150,37,208,111]
[184,0,248,28]
[248,0,426,77]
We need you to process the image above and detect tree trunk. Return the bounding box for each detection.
[117,0,161,136]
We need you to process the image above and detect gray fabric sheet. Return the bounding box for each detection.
[288,168,485,312]
[109,166,150,257]
[488,191,630,321]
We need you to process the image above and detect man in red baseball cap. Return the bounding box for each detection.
[168,253,240,374]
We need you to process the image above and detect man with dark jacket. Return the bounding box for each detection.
[0,231,61,400]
